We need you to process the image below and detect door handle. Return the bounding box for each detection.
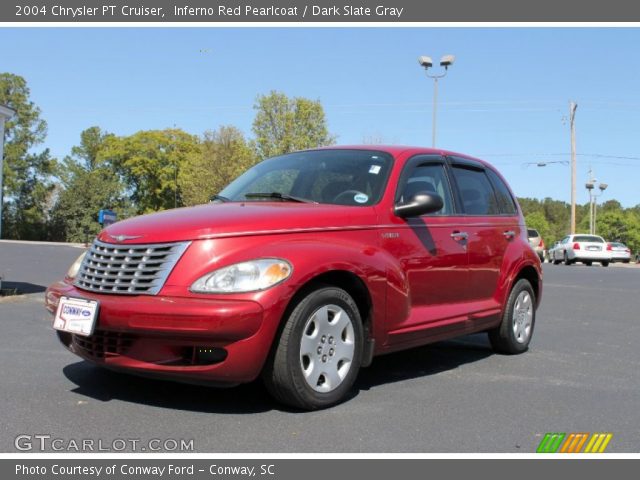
[503,230,516,239]
[451,231,468,241]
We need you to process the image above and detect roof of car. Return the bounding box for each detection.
[313,145,489,164]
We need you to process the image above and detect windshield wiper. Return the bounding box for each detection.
[244,192,317,204]
[209,194,231,203]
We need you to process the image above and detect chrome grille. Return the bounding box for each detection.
[74,239,190,295]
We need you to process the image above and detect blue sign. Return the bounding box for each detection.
[98,209,117,226]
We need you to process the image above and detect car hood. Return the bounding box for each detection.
[98,202,379,244]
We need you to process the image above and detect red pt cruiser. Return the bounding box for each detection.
[45,146,542,410]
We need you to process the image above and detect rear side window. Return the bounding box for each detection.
[486,169,518,215]
[451,166,499,215]
[527,229,539,237]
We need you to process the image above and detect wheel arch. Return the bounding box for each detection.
[511,264,541,308]
[278,269,376,367]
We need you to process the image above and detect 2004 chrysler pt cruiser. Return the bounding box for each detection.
[45,146,542,410]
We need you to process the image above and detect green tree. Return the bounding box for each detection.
[252,91,335,159]
[179,126,256,206]
[595,210,640,252]
[0,73,56,239]
[99,129,199,213]
[49,127,131,242]
[524,211,551,242]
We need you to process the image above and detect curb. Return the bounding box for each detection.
[0,239,86,249]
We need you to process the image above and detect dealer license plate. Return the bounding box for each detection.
[53,296,99,337]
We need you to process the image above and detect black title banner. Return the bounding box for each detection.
[3,0,640,22]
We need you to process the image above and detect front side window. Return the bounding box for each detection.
[451,166,499,215]
[397,163,454,215]
[219,149,393,206]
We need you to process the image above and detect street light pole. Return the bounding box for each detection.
[419,55,455,148]
[432,77,438,148]
[585,167,607,235]
[0,105,16,240]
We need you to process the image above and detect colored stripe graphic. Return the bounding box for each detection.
[560,433,589,453]
[584,433,613,453]
[538,432,613,453]
[537,433,566,453]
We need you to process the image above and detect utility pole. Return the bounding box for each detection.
[569,101,578,234]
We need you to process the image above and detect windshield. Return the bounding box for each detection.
[219,149,393,206]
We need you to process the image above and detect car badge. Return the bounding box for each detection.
[108,234,144,243]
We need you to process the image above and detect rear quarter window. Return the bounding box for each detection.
[486,168,518,215]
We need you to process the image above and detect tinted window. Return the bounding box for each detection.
[486,168,517,215]
[573,235,604,243]
[219,149,393,206]
[398,163,453,215]
[451,166,499,215]
[527,229,539,237]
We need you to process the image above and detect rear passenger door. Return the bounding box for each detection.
[448,157,520,308]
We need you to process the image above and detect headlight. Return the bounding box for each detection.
[66,251,88,280]
[190,259,292,294]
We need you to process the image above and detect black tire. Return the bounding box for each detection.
[601,261,609,267]
[623,259,630,264]
[263,286,364,410]
[584,261,592,266]
[489,279,536,355]
[564,252,572,266]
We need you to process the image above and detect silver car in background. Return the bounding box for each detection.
[550,234,611,267]
[527,228,545,262]
[608,242,631,263]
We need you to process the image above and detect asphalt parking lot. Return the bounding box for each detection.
[1,240,638,453]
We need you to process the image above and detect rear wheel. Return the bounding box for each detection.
[564,252,572,266]
[601,261,609,267]
[584,261,592,266]
[263,286,363,410]
[489,279,536,354]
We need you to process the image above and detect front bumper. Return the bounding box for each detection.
[45,281,279,385]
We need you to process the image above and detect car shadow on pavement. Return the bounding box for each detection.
[0,281,46,294]
[62,362,275,414]
[356,333,494,390]
[62,333,494,413]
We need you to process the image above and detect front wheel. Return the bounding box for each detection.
[263,286,363,410]
[489,279,536,354]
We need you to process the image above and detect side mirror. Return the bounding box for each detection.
[394,193,444,218]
